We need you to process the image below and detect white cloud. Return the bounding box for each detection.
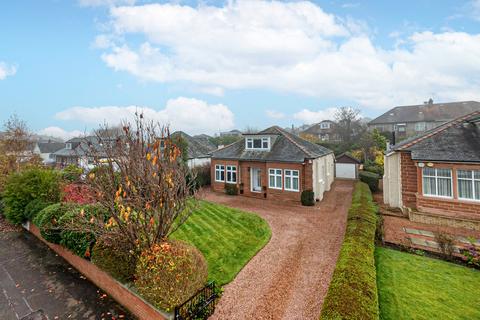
[0,62,16,80]
[266,110,286,120]
[55,97,234,135]
[96,1,480,110]
[38,127,85,141]
[293,108,337,124]
[79,0,135,7]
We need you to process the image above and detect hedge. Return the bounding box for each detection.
[2,168,61,224]
[359,171,380,192]
[320,182,379,320]
[301,190,315,206]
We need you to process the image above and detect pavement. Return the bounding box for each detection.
[0,230,134,320]
[206,180,355,320]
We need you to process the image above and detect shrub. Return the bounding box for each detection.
[193,164,211,189]
[225,184,238,195]
[435,232,455,261]
[320,182,379,320]
[59,204,109,258]
[24,199,52,221]
[62,164,83,182]
[135,240,208,311]
[33,203,78,244]
[92,234,138,283]
[3,168,61,224]
[301,190,315,206]
[61,183,95,204]
[359,171,380,192]
[462,238,480,268]
[364,163,384,176]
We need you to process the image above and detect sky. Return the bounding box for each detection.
[1,0,480,139]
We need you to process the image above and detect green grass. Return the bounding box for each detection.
[376,247,480,320]
[171,201,271,285]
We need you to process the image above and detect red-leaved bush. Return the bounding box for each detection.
[62,183,95,204]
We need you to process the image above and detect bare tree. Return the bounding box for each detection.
[71,113,198,252]
[333,107,363,144]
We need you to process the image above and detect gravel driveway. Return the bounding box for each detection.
[206,180,354,320]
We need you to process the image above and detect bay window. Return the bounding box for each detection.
[284,170,299,192]
[457,170,480,201]
[268,169,282,189]
[226,165,237,184]
[422,168,452,198]
[215,164,225,182]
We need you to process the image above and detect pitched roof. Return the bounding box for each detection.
[171,131,216,159]
[36,142,65,154]
[392,111,480,162]
[211,126,333,163]
[369,101,480,125]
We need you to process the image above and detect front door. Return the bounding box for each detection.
[251,168,262,192]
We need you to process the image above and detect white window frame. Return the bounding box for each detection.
[320,122,330,129]
[226,165,237,184]
[415,122,426,132]
[215,164,225,182]
[284,169,300,192]
[422,168,453,199]
[268,168,282,190]
[457,169,480,202]
[66,143,72,150]
[245,137,270,150]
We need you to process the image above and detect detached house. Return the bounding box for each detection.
[302,120,339,142]
[210,126,335,203]
[383,110,480,230]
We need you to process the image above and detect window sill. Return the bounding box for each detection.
[226,181,237,184]
[284,189,300,193]
[269,187,283,190]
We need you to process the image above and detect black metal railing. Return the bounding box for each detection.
[174,281,218,320]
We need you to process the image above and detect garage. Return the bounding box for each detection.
[335,153,360,179]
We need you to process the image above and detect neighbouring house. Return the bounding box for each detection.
[53,136,105,170]
[301,120,339,142]
[210,126,335,202]
[219,129,243,137]
[335,153,361,179]
[170,131,217,168]
[383,110,480,231]
[33,141,65,165]
[369,100,480,141]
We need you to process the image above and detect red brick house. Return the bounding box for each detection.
[383,110,480,230]
[210,126,335,203]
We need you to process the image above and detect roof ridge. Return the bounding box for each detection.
[396,110,480,151]
[273,126,316,158]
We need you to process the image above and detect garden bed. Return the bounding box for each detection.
[26,222,169,320]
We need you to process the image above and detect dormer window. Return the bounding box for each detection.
[246,137,270,150]
[320,122,330,129]
[66,143,72,150]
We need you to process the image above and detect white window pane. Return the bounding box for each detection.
[475,171,480,180]
[232,172,236,182]
[276,169,282,175]
[253,139,262,148]
[437,178,452,197]
[437,169,451,177]
[269,169,275,175]
[459,179,473,199]
[269,176,275,187]
[458,170,472,179]
[475,181,480,200]
[293,177,299,190]
[423,177,436,195]
[285,177,291,189]
[423,168,435,176]
[285,170,291,175]
[292,171,299,177]
[276,176,282,188]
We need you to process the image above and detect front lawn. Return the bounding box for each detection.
[171,201,271,285]
[376,247,480,320]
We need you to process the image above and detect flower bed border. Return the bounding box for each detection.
[26,222,169,320]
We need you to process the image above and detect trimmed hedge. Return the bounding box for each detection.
[2,168,61,224]
[301,190,315,206]
[225,184,238,195]
[359,171,380,192]
[33,203,79,244]
[320,182,379,320]
[24,199,52,221]
[59,204,108,258]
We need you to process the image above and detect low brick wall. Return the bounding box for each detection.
[409,210,480,231]
[28,223,168,320]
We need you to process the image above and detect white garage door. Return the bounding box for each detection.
[335,163,356,179]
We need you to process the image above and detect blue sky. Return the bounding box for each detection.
[1,0,480,138]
